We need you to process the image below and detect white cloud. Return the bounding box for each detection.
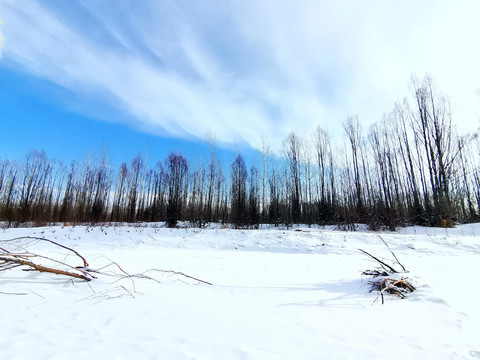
[1,0,480,152]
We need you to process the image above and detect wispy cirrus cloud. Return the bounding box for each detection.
[1,0,480,151]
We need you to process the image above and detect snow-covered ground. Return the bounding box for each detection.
[1,223,479,359]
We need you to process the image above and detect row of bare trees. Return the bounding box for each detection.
[275,76,479,229]
[1,76,480,229]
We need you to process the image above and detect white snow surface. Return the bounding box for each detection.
[1,223,480,359]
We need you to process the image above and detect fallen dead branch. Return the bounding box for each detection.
[1,236,89,267]
[0,254,93,281]
[0,237,212,298]
[0,237,94,281]
[360,236,415,304]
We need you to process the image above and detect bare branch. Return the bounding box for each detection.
[376,235,406,272]
[0,255,93,281]
[1,236,89,267]
[358,248,398,273]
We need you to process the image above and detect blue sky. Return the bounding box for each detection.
[1,0,480,167]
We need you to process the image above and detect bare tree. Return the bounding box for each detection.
[248,166,260,228]
[411,75,458,224]
[313,126,336,223]
[205,133,217,223]
[127,154,144,222]
[343,116,364,219]
[257,134,271,223]
[231,154,248,228]
[111,162,128,222]
[19,150,51,222]
[166,152,188,227]
[282,133,302,224]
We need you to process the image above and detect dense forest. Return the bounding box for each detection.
[1,76,480,229]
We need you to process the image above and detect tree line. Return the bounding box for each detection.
[1,76,480,229]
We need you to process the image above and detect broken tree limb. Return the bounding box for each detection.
[1,236,213,299]
[1,236,89,267]
[0,255,93,281]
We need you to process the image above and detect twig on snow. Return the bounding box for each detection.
[358,248,398,274]
[376,235,406,272]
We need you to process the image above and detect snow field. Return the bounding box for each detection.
[1,224,479,359]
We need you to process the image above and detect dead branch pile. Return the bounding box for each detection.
[360,236,415,304]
